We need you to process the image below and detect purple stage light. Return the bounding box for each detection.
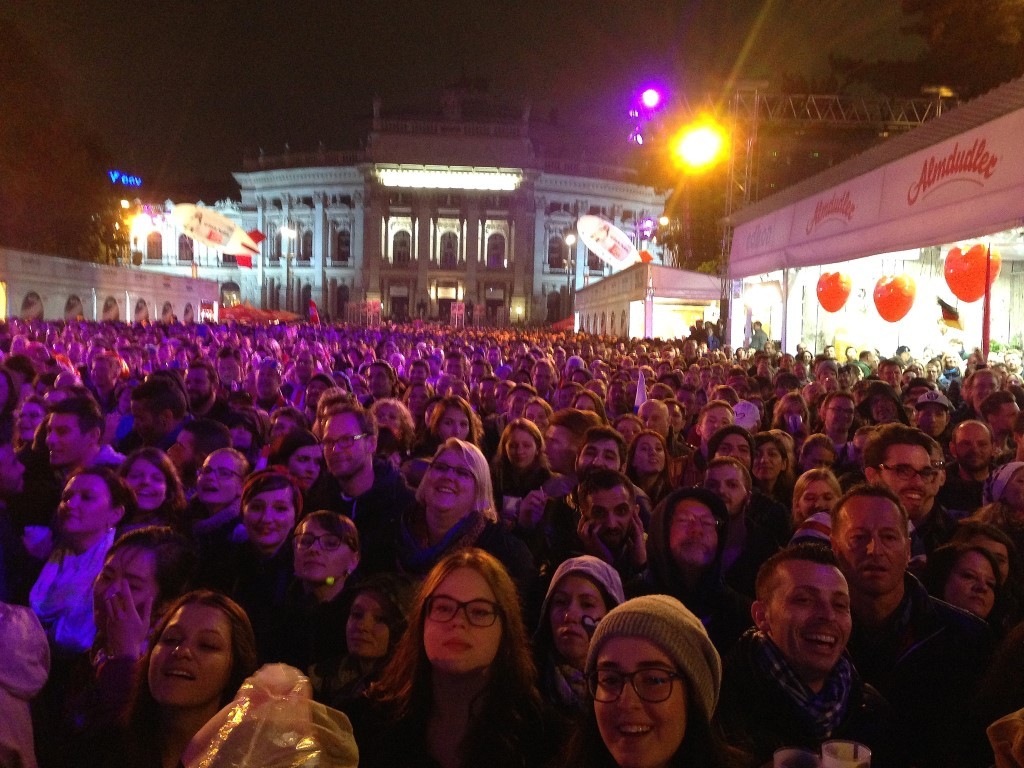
[640,88,661,109]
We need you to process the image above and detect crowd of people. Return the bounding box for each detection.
[2,316,1024,768]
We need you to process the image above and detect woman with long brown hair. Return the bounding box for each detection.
[355,549,559,768]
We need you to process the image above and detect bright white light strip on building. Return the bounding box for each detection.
[377,168,521,191]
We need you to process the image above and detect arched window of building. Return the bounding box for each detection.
[486,233,506,269]
[146,232,162,262]
[439,232,458,269]
[393,231,411,265]
[183,303,195,323]
[300,230,313,261]
[548,237,565,270]
[135,299,150,323]
[335,229,351,264]
[177,234,194,262]
[102,296,120,322]
[161,302,174,322]
[621,310,628,336]
[64,295,84,321]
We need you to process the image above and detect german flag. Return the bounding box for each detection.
[938,297,963,330]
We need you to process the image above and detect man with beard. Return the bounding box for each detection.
[863,424,958,561]
[634,486,751,653]
[117,376,189,453]
[937,420,994,518]
[305,403,415,575]
[831,484,992,768]
[717,544,900,767]
[185,359,231,424]
[574,468,647,583]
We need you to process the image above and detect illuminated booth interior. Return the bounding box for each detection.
[574,262,721,340]
[728,76,1024,355]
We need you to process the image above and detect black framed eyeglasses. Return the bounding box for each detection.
[293,532,347,551]
[587,668,683,703]
[425,595,500,627]
[878,463,941,481]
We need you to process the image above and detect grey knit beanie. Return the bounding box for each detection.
[586,594,722,722]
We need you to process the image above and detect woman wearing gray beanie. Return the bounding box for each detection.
[558,594,749,768]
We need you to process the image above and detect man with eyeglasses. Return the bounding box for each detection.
[717,544,899,766]
[830,484,992,768]
[306,404,414,576]
[635,487,752,654]
[863,423,958,561]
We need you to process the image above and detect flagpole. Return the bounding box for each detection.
[982,244,992,360]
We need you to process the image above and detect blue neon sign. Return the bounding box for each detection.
[108,170,143,187]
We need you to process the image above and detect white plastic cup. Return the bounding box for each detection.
[821,740,871,768]
[774,747,821,768]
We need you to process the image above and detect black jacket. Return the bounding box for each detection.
[847,574,994,768]
[717,629,903,768]
[306,458,416,576]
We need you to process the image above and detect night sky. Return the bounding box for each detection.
[5,1,920,200]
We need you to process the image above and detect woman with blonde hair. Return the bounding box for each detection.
[397,439,535,593]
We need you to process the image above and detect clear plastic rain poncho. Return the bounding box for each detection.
[182,664,359,768]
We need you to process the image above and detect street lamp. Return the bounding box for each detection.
[280,224,296,311]
[564,230,577,323]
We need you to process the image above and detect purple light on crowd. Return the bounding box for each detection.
[640,88,662,109]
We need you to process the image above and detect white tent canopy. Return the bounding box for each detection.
[729,77,1024,279]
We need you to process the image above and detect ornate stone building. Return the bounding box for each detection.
[136,95,667,324]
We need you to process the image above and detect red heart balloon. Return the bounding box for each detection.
[873,275,916,322]
[944,244,1001,303]
[817,272,852,312]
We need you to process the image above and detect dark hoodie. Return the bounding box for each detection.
[629,487,752,654]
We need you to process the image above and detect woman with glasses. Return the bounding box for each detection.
[187,448,249,554]
[356,549,558,768]
[201,469,302,664]
[280,510,361,670]
[397,438,535,594]
[559,594,744,768]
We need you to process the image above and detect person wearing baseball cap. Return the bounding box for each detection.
[915,390,954,457]
[562,594,744,768]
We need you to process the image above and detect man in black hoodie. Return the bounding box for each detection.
[306,403,415,576]
[632,486,751,654]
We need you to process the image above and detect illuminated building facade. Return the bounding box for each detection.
[135,96,667,325]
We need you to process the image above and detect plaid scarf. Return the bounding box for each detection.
[750,630,852,741]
